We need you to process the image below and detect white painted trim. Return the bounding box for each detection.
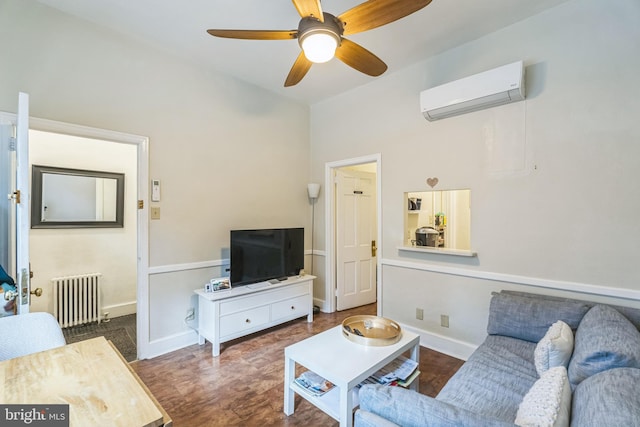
[29,117,146,145]
[313,297,329,313]
[325,154,383,315]
[144,330,199,360]
[147,252,321,276]
[22,115,151,360]
[102,300,137,319]
[397,245,477,257]
[147,253,326,276]
[382,258,640,301]
[148,259,228,275]
[399,322,476,361]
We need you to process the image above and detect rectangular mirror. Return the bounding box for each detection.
[405,189,471,250]
[31,165,125,228]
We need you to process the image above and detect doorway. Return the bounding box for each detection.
[1,109,150,359]
[28,130,136,307]
[325,154,381,315]
[30,120,148,359]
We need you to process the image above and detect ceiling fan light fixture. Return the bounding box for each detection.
[300,30,339,63]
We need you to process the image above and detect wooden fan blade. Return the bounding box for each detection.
[334,38,387,77]
[291,0,324,22]
[339,0,432,35]
[285,51,313,87]
[207,29,297,40]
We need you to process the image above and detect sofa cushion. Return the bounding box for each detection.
[534,320,574,376]
[501,290,640,330]
[570,367,640,427]
[487,292,590,343]
[354,409,401,427]
[568,304,640,389]
[515,366,571,427]
[357,384,514,427]
[436,335,538,423]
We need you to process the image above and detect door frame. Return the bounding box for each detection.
[324,153,382,315]
[0,112,150,359]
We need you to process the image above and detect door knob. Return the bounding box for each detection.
[30,288,43,297]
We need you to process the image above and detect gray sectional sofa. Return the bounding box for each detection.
[354,290,640,427]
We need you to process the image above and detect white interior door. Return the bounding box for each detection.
[15,93,31,314]
[1,93,30,315]
[0,115,16,317]
[335,169,377,311]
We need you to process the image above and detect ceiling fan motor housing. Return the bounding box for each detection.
[297,12,344,49]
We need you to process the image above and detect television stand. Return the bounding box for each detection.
[195,275,315,356]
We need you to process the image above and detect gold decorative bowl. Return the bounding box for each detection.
[342,315,402,346]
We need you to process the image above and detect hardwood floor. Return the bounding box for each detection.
[131,304,464,426]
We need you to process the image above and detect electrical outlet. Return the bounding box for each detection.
[186,308,195,321]
[416,308,424,320]
[441,314,449,328]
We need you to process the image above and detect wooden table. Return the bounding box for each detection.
[0,336,171,427]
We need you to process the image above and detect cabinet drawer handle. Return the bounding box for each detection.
[245,318,251,323]
[291,305,295,310]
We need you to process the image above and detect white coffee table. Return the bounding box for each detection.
[284,324,420,427]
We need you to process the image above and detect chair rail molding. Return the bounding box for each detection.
[382,258,640,301]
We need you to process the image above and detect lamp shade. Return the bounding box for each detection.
[307,183,321,199]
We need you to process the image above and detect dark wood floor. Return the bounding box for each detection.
[131,304,464,426]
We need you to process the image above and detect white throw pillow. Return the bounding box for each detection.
[515,366,571,427]
[534,320,574,376]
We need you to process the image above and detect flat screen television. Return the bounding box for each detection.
[230,227,304,287]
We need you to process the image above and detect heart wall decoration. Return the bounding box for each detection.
[426,177,439,188]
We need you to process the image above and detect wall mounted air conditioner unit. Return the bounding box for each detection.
[420,61,525,121]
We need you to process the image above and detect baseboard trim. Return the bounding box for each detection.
[382,258,640,301]
[399,322,476,361]
[102,301,136,319]
[313,297,330,313]
[141,330,199,360]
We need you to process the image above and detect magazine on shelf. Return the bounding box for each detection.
[357,356,419,389]
[294,371,335,396]
[396,369,421,387]
[370,355,418,384]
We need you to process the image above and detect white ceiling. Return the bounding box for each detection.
[37,0,570,104]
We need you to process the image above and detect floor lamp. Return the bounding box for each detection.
[307,183,321,276]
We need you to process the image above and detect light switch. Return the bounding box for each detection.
[151,207,161,220]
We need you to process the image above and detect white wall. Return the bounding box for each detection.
[1,0,311,356]
[311,0,640,358]
[29,130,137,318]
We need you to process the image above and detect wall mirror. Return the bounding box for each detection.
[405,189,471,250]
[31,165,125,228]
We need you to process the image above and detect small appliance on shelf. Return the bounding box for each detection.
[414,226,439,247]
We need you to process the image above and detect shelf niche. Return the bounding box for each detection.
[404,189,472,253]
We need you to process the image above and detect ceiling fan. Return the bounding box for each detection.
[207,0,433,87]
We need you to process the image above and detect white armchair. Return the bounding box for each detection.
[0,312,66,361]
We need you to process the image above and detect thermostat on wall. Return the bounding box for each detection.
[151,179,161,202]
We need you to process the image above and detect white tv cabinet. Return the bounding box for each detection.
[195,275,315,356]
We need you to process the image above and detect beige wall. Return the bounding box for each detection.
[0,0,311,353]
[310,0,640,358]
